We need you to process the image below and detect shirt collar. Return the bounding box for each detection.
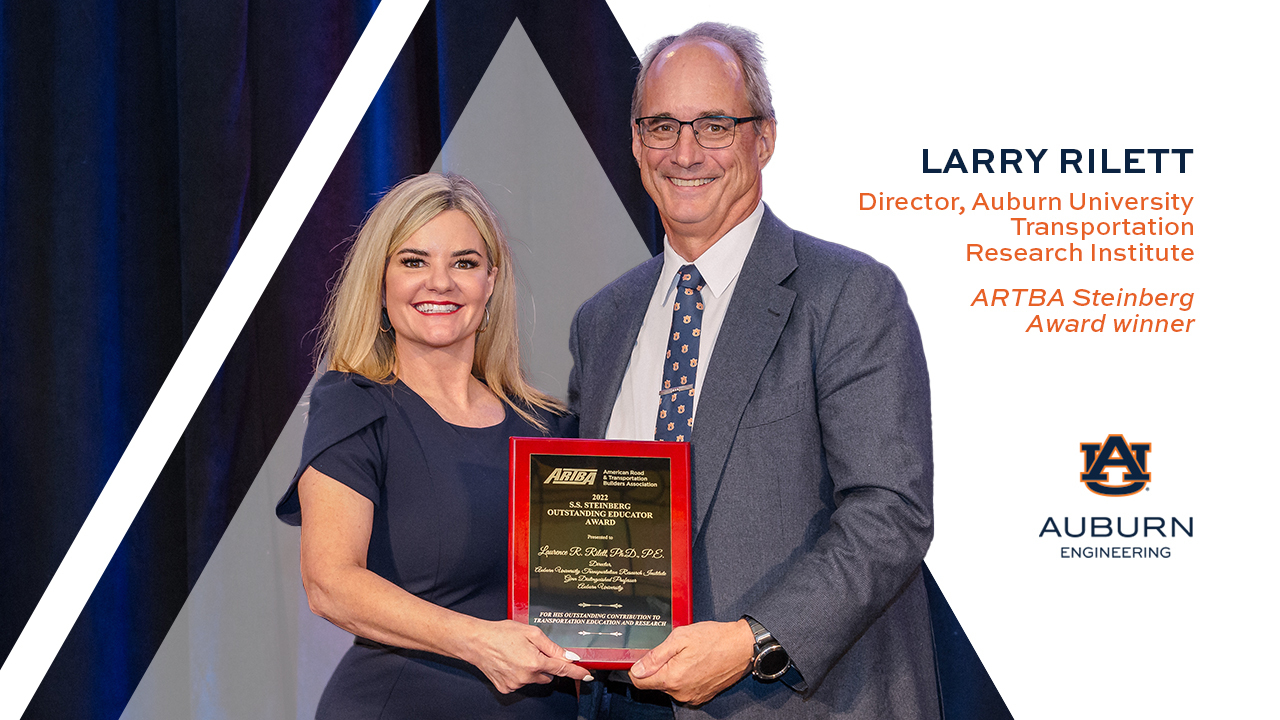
[658,200,764,304]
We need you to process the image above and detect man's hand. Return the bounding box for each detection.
[628,619,755,705]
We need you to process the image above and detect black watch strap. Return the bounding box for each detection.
[778,661,807,693]
[742,616,808,693]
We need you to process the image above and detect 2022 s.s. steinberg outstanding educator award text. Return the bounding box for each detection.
[509,438,692,670]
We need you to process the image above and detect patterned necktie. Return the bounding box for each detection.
[655,264,705,442]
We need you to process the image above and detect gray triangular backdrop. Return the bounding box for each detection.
[120,20,648,719]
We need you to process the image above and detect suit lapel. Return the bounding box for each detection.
[581,259,661,439]
[689,207,797,537]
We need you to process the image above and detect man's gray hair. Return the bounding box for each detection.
[631,22,776,126]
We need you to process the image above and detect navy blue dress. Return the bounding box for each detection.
[276,372,578,719]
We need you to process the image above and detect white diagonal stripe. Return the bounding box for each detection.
[0,0,429,715]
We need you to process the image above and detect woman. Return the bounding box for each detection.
[275,173,590,718]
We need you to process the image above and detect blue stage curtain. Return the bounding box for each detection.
[0,1,1004,717]
[0,2,646,717]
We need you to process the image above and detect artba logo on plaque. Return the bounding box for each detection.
[1038,434,1193,559]
[543,467,598,485]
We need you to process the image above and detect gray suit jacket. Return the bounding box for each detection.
[568,207,939,719]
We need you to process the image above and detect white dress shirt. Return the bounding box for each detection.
[605,201,765,441]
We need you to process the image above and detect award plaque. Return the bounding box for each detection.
[509,437,692,670]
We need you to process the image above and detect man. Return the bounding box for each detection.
[568,22,937,719]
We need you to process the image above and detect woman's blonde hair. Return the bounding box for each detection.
[317,172,564,428]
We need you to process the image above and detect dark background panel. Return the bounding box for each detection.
[0,2,648,717]
[0,1,1002,717]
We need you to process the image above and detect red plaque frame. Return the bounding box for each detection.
[509,437,692,670]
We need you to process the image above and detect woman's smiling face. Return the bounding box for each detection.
[383,209,496,357]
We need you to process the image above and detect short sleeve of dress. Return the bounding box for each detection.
[275,372,389,526]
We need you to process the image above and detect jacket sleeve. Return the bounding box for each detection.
[744,260,934,693]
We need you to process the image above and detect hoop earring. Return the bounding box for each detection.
[379,307,394,334]
[477,307,491,333]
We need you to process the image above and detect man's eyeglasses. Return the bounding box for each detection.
[634,115,761,150]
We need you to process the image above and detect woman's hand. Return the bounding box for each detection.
[298,469,591,693]
[460,619,594,693]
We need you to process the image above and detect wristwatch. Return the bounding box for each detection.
[742,616,809,691]
[743,616,791,681]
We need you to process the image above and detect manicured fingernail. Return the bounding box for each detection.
[564,650,582,661]
[583,674,595,682]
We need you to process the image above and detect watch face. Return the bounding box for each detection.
[756,645,790,679]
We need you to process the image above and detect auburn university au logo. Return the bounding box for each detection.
[1080,434,1151,496]
[543,468,597,485]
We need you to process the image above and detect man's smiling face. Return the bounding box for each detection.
[632,38,775,256]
